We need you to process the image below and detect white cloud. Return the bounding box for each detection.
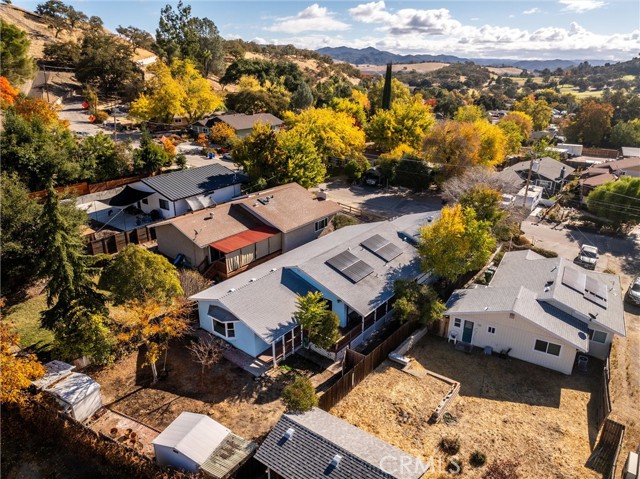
[348,1,393,23]
[266,4,350,33]
[523,8,540,14]
[559,0,607,13]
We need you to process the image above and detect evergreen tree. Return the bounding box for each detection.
[381,62,393,110]
[38,185,106,329]
[0,21,36,85]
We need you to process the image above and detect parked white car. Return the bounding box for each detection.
[626,276,640,306]
[574,245,598,270]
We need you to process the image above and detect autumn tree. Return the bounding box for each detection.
[113,299,190,383]
[441,166,518,203]
[513,96,552,131]
[459,185,504,225]
[0,324,45,406]
[225,75,291,116]
[454,105,486,123]
[587,176,640,227]
[283,107,366,162]
[0,21,35,85]
[393,280,445,324]
[366,95,435,151]
[232,122,285,185]
[565,100,614,147]
[0,76,19,106]
[294,291,340,350]
[368,77,411,115]
[178,269,211,298]
[277,129,327,188]
[500,111,533,139]
[330,96,367,129]
[209,122,237,148]
[100,245,183,305]
[418,204,496,281]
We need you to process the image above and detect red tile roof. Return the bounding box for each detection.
[210,225,279,254]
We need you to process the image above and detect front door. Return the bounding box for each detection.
[462,320,474,343]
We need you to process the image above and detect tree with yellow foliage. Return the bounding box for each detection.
[454,105,486,123]
[209,122,237,148]
[368,77,411,114]
[513,96,552,131]
[418,204,496,281]
[366,94,435,151]
[130,59,223,124]
[283,107,365,162]
[0,76,18,107]
[0,324,45,406]
[14,96,69,128]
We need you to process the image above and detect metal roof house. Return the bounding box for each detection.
[154,183,341,278]
[192,113,284,138]
[190,212,437,373]
[34,362,103,423]
[152,412,255,478]
[104,164,248,223]
[255,408,428,479]
[444,250,625,375]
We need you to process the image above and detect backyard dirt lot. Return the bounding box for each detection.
[331,335,602,479]
[91,339,307,442]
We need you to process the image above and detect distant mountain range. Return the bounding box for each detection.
[316,46,611,71]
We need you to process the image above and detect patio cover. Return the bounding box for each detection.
[185,195,216,212]
[108,186,153,207]
[210,225,279,254]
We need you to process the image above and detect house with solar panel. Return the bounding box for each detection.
[190,212,437,374]
[444,250,625,375]
[105,164,248,222]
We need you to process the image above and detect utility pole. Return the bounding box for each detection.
[522,153,539,209]
[42,64,51,104]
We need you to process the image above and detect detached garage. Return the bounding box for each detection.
[153,412,255,478]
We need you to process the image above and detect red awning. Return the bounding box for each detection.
[210,226,279,254]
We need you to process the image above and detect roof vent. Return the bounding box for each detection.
[545,280,554,287]
[249,278,257,282]
[544,286,551,292]
[330,455,342,468]
[271,268,277,272]
[283,427,295,441]
[589,312,598,319]
[228,288,236,293]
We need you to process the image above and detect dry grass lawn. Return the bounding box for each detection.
[331,335,602,479]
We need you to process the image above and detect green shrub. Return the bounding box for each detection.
[281,376,318,412]
[332,213,360,230]
[492,251,505,266]
[531,246,558,258]
[470,450,487,467]
[344,158,370,182]
[439,436,460,455]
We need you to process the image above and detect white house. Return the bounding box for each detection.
[444,250,625,375]
[107,164,248,221]
[190,212,438,370]
[152,412,255,478]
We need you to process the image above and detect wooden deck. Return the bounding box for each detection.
[586,418,625,477]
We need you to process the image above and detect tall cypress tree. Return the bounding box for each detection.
[381,62,393,110]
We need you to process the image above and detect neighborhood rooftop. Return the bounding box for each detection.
[214,113,284,130]
[502,156,575,181]
[255,408,427,479]
[140,164,248,201]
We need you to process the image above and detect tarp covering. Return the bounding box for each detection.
[108,186,153,207]
[210,226,279,254]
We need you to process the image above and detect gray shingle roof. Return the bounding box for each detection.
[255,408,427,479]
[215,113,283,131]
[502,157,575,183]
[445,250,625,350]
[142,164,248,201]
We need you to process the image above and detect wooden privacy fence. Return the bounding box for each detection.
[86,226,156,255]
[29,175,146,200]
[318,321,419,411]
[586,418,625,479]
[337,203,389,222]
[597,352,612,428]
[582,147,619,159]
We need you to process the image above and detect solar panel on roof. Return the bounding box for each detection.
[361,234,389,252]
[585,276,608,308]
[561,267,586,292]
[360,234,403,262]
[326,250,359,272]
[342,260,374,283]
[376,243,403,262]
[326,250,374,283]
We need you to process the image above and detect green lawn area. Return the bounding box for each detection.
[4,294,54,349]
[558,85,603,98]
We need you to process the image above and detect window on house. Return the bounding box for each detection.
[213,320,236,338]
[588,329,607,344]
[141,198,148,205]
[315,217,328,231]
[159,199,170,211]
[534,339,561,356]
[454,318,462,328]
[488,326,496,334]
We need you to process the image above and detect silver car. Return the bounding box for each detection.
[626,276,640,306]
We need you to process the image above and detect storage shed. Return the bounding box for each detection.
[153,412,255,478]
[44,372,103,422]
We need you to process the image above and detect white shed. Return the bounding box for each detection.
[153,412,231,473]
[44,372,103,422]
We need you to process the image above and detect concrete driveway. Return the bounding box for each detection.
[59,96,104,135]
[314,178,443,218]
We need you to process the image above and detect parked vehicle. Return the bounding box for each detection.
[574,244,598,270]
[625,276,640,306]
[362,166,383,187]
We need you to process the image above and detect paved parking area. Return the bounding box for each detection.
[314,179,443,217]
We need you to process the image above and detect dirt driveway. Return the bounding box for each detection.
[332,335,602,479]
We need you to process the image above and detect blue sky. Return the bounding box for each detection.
[13,0,640,60]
